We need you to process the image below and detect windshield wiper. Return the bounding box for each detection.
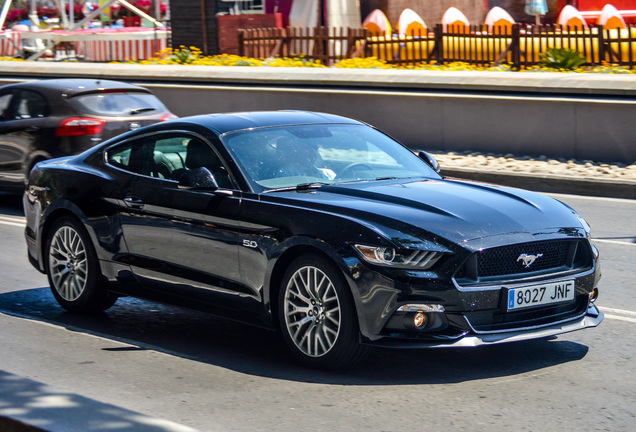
[130,107,156,115]
[297,181,330,190]
[264,182,330,193]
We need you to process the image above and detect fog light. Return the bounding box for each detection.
[414,312,427,328]
[589,288,599,303]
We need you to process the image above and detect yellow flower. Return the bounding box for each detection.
[104,45,634,74]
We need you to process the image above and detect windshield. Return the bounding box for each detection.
[222,124,440,191]
[69,91,166,117]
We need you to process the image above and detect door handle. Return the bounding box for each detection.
[123,196,144,209]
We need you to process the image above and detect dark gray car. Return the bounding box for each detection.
[0,78,175,192]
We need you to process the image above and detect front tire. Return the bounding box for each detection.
[45,216,117,313]
[278,254,368,369]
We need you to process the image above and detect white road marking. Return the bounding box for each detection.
[599,307,636,324]
[604,314,636,324]
[0,215,26,228]
[0,215,25,222]
[598,306,636,317]
[592,238,636,247]
[491,371,553,385]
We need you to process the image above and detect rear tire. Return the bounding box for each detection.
[45,216,117,313]
[278,253,368,369]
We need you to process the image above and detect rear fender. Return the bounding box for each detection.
[40,198,126,266]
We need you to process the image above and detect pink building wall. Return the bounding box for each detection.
[265,0,294,27]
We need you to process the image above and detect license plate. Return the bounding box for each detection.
[507,280,575,311]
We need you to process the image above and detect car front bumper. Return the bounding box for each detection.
[363,304,603,348]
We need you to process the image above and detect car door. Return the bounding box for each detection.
[105,132,254,313]
[0,90,51,186]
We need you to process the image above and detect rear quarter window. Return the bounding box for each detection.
[107,143,134,170]
[69,91,166,116]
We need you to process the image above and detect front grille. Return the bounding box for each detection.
[479,240,570,277]
[455,239,592,283]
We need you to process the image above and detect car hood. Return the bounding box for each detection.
[266,178,583,247]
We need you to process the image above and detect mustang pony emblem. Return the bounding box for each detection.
[517,253,544,268]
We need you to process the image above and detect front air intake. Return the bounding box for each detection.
[455,239,593,283]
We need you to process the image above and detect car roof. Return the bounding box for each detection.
[174,111,364,135]
[2,79,151,96]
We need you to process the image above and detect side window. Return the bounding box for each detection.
[0,93,12,120]
[151,135,233,188]
[149,136,187,180]
[14,90,48,119]
[107,134,233,188]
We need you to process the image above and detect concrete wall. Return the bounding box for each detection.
[1,62,635,163]
[142,83,636,163]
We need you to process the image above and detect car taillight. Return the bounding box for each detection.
[56,117,106,136]
[161,113,178,122]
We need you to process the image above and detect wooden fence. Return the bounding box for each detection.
[239,27,366,65]
[239,24,636,69]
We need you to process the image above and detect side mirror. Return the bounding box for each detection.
[178,167,220,191]
[417,151,441,174]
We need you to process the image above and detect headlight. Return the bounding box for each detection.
[572,210,591,238]
[354,244,445,269]
[560,201,592,238]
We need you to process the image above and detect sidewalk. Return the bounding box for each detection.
[432,151,636,199]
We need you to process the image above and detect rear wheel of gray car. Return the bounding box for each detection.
[45,217,117,313]
[278,254,368,369]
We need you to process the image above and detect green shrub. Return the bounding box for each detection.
[539,48,587,70]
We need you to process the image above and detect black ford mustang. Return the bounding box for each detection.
[24,111,603,369]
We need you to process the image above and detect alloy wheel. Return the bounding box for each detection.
[283,265,341,357]
[48,225,88,302]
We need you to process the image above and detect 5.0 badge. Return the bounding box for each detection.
[242,239,258,248]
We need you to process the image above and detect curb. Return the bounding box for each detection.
[441,168,636,199]
[2,62,636,96]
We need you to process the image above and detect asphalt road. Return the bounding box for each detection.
[0,190,634,432]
